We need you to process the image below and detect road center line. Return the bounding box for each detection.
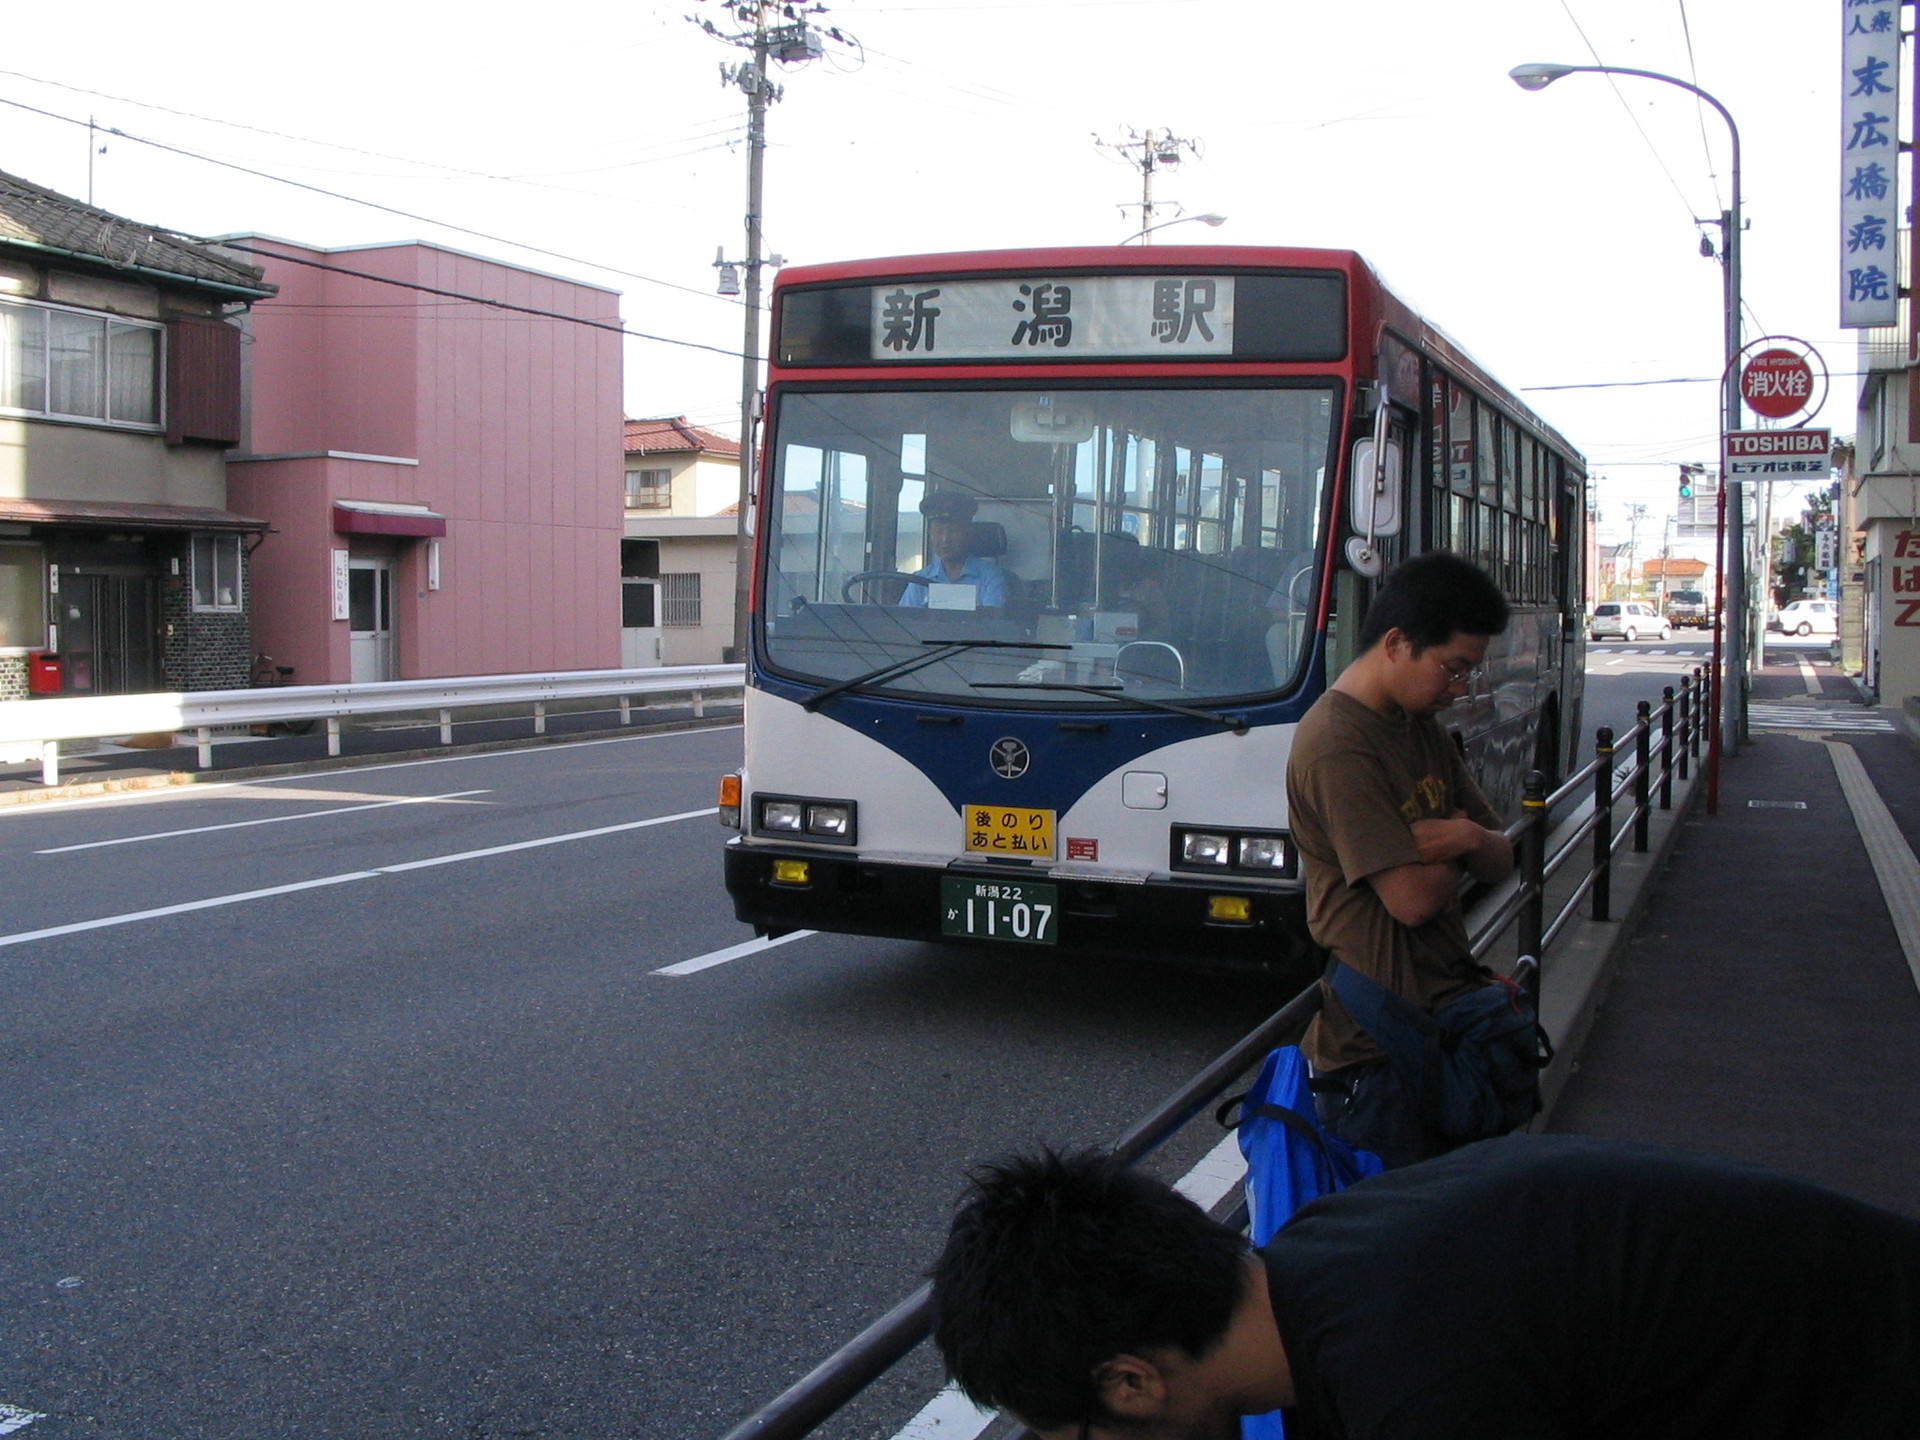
[34,790,495,853]
[655,930,818,975]
[0,808,716,951]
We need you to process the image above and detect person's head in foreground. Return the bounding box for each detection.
[1348,551,1510,716]
[929,1148,1287,1440]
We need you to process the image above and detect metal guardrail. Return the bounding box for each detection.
[0,664,745,786]
[714,669,1708,1440]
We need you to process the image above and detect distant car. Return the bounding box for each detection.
[1772,599,1838,637]
[1590,601,1671,643]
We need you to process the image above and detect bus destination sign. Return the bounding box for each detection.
[868,275,1236,362]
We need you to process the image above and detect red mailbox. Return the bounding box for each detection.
[27,651,63,695]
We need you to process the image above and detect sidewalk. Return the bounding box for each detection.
[1547,651,1920,1218]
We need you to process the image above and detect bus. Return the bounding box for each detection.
[719,246,1587,978]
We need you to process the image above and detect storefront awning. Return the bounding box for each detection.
[332,500,447,538]
[0,497,269,532]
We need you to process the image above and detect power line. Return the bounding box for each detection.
[0,93,742,309]
[217,240,754,362]
[1555,0,1700,225]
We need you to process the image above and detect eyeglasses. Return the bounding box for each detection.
[1433,655,1485,686]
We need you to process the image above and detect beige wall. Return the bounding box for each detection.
[659,532,737,665]
[0,419,229,509]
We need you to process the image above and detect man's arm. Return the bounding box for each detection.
[1412,811,1514,884]
[1367,858,1470,929]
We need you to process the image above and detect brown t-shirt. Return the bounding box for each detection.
[1286,689,1499,1071]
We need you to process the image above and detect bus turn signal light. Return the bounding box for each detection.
[718,773,742,828]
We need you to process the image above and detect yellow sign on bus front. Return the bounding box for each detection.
[963,804,1056,859]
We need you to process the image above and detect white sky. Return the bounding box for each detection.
[0,0,1853,545]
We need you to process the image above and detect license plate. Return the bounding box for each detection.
[941,877,1059,946]
[962,803,1056,859]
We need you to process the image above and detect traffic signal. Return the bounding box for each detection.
[1678,465,1695,499]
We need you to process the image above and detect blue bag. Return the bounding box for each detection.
[1217,1046,1384,1440]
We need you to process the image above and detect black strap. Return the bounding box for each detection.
[1217,1097,1342,1167]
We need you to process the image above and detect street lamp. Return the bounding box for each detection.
[1509,61,1747,769]
[1120,212,1227,245]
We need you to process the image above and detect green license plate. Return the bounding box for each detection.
[940,877,1059,946]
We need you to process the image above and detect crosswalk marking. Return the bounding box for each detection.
[1750,703,1894,733]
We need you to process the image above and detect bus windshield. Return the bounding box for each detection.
[760,384,1335,704]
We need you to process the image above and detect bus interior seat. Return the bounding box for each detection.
[1178,545,1300,692]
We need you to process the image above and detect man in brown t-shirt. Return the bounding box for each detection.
[1286,552,1514,1166]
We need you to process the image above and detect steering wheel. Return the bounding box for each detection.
[840,570,925,604]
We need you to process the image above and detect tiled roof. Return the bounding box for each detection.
[625,416,740,459]
[0,170,274,296]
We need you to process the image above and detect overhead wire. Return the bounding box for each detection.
[1554,0,1701,225]
[0,93,743,309]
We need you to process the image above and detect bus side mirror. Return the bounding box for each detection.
[1344,431,1402,577]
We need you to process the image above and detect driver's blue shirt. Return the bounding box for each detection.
[899,556,1010,608]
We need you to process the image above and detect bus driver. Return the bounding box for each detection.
[900,490,1010,610]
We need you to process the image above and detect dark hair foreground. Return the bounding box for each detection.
[928,1149,1250,1430]
[1357,550,1510,652]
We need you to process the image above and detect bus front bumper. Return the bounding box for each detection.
[723,839,1320,978]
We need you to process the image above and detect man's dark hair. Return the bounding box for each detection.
[1357,549,1510,652]
[928,1149,1250,1430]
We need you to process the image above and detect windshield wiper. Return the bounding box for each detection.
[974,680,1250,734]
[800,639,1069,711]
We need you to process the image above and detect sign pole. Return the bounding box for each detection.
[1707,474,1726,816]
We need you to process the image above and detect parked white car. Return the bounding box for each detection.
[1589,601,1672,643]
[1772,598,1838,637]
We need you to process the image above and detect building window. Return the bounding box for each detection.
[626,467,672,509]
[191,534,243,612]
[0,543,46,648]
[661,572,702,627]
[1,296,161,428]
[622,580,656,628]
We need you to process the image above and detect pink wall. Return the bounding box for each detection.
[231,238,624,682]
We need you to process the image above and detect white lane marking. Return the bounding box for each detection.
[1822,740,1920,994]
[0,724,742,818]
[1175,1129,1250,1211]
[654,930,818,975]
[891,1386,998,1440]
[0,809,716,951]
[1605,657,1625,667]
[35,790,494,853]
[886,1131,1251,1440]
[1797,657,1821,695]
[0,1404,46,1434]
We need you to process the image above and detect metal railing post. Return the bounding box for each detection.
[694,688,707,719]
[1659,685,1675,810]
[1633,700,1651,853]
[439,709,453,745]
[1518,767,1547,965]
[1592,725,1614,922]
[620,696,632,726]
[197,726,213,770]
[534,702,547,735]
[40,740,58,787]
[327,717,342,757]
[1690,666,1705,762]
[1676,675,1692,782]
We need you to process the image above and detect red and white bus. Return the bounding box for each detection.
[720,246,1587,978]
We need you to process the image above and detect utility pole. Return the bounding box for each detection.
[698,1,842,660]
[1096,128,1202,241]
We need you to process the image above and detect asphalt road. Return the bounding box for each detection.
[0,726,1286,1440]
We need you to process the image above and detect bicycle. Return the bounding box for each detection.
[249,653,317,735]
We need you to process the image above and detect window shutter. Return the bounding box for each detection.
[165,315,243,446]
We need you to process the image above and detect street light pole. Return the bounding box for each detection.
[1510,62,1747,759]
[1119,212,1228,245]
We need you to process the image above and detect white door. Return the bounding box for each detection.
[621,578,662,669]
[348,558,396,682]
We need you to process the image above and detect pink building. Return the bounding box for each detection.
[224,237,624,684]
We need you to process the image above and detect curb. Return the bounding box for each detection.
[0,711,742,809]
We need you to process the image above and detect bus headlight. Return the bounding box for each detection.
[806,803,852,838]
[1171,826,1296,877]
[752,794,858,845]
[1237,836,1290,871]
[1180,832,1232,866]
[762,800,804,832]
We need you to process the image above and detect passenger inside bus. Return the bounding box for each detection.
[898,490,1014,611]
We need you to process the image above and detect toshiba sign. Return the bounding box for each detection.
[1723,428,1832,480]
